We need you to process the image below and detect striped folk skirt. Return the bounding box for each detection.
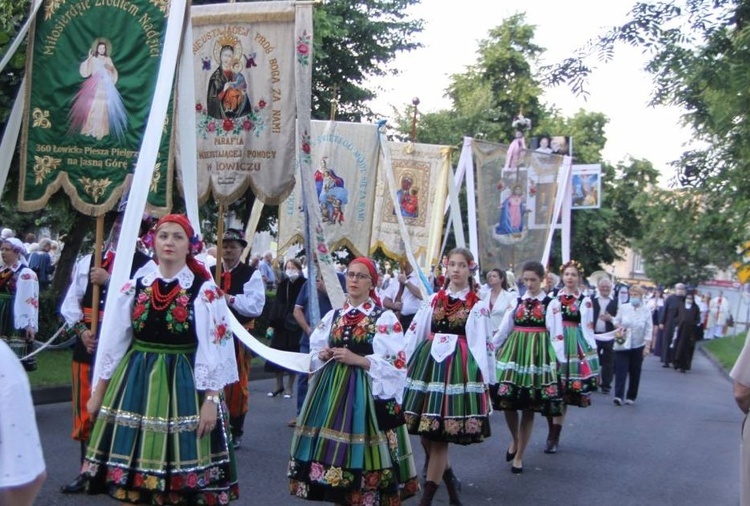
[289,361,418,505]
[402,335,491,445]
[558,323,600,407]
[82,340,238,505]
[493,327,563,416]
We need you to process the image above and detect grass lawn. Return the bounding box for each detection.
[702,331,748,371]
[28,349,271,389]
[28,350,72,388]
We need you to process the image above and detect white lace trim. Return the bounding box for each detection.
[140,265,194,289]
[194,363,236,391]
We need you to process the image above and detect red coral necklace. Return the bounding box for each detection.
[151,280,181,311]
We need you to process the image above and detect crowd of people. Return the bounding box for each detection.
[0,215,746,505]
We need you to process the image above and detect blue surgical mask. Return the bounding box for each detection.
[630,297,642,307]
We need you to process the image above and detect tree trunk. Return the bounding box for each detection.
[50,212,92,304]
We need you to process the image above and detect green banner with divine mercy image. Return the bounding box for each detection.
[19,0,174,216]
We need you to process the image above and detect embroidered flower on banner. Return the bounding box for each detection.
[196,100,267,139]
[296,30,312,66]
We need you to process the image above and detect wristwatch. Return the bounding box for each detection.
[204,394,221,405]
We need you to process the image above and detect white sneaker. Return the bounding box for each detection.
[625,399,635,405]
[613,398,623,406]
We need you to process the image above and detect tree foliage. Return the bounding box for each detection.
[310,0,424,121]
[633,188,737,286]
[544,0,749,271]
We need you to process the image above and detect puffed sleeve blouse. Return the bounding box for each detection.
[92,266,238,391]
[309,298,409,404]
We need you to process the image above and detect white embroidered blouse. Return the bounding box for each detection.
[92,265,238,391]
[404,287,496,386]
[2,262,39,331]
[309,298,409,404]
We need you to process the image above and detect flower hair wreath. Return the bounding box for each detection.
[560,259,584,275]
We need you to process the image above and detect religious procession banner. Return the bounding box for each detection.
[571,164,601,209]
[277,120,380,256]
[189,1,302,205]
[473,139,567,275]
[369,142,450,270]
[19,0,174,216]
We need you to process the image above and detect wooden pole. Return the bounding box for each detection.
[330,84,338,121]
[89,214,105,336]
[215,202,225,286]
[410,97,420,142]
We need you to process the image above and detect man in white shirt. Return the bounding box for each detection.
[383,262,423,330]
[592,277,618,394]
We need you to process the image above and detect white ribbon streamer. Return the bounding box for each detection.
[93,0,187,388]
[229,312,311,374]
[177,16,200,233]
[0,0,43,75]
[0,79,24,196]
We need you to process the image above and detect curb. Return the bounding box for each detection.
[698,342,733,382]
[31,367,277,406]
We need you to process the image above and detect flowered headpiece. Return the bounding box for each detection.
[560,259,584,275]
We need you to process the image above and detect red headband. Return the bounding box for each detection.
[349,257,381,306]
[154,214,209,282]
[156,214,195,238]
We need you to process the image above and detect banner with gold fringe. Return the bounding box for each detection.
[277,120,380,257]
[189,1,301,206]
[369,141,450,270]
[19,0,174,217]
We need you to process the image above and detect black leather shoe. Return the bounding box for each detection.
[61,474,87,494]
[506,448,516,462]
[511,464,523,474]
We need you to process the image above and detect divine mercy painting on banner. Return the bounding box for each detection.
[191,1,303,205]
[474,139,568,275]
[19,0,174,216]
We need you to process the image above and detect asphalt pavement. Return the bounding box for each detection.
[30,346,742,505]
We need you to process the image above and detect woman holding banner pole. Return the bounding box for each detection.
[288,257,418,505]
[82,214,239,504]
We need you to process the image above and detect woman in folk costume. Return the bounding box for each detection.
[288,257,418,505]
[82,215,239,504]
[402,248,494,506]
[0,237,39,372]
[544,260,599,454]
[492,260,563,474]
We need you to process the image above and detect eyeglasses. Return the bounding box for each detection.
[345,272,371,281]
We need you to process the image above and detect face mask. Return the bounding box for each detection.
[686,300,693,308]
[630,297,641,307]
[286,269,299,280]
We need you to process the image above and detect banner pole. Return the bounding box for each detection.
[90,214,105,337]
[215,202,225,286]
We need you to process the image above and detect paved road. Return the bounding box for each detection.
[31,347,741,505]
